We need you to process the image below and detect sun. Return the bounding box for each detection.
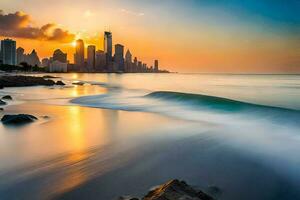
[71,41,76,47]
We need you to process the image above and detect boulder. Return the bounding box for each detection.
[0,100,6,105]
[1,114,37,125]
[0,108,3,111]
[56,80,66,85]
[72,81,85,86]
[119,180,214,200]
[2,95,12,100]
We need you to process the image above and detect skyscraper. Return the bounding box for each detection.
[87,45,96,71]
[114,44,124,71]
[125,49,132,72]
[0,38,16,65]
[95,50,106,72]
[154,60,159,72]
[74,39,84,68]
[104,31,112,63]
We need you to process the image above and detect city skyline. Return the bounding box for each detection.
[0,0,299,73]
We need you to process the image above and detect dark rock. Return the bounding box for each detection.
[72,81,85,86]
[120,180,214,200]
[0,100,6,105]
[0,85,3,89]
[0,108,4,111]
[2,95,12,100]
[142,180,214,200]
[56,80,66,85]
[43,75,59,78]
[0,75,55,87]
[1,114,38,125]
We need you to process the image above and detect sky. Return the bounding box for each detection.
[0,0,299,73]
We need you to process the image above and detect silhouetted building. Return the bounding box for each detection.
[53,49,67,63]
[95,50,106,72]
[41,58,50,68]
[125,49,132,72]
[0,38,16,65]
[104,31,112,64]
[87,45,96,71]
[154,60,159,72]
[74,39,84,69]
[16,47,25,64]
[114,44,124,71]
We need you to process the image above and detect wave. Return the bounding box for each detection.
[146,91,299,112]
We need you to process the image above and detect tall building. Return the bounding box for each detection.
[74,39,84,68]
[114,44,124,71]
[53,49,67,63]
[16,47,25,64]
[154,60,159,72]
[95,50,106,72]
[87,45,96,71]
[104,31,112,63]
[0,38,16,65]
[125,49,132,72]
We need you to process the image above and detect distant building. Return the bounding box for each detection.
[87,45,96,71]
[41,58,50,68]
[74,39,84,69]
[154,60,159,72]
[125,49,132,72]
[16,47,25,64]
[49,60,67,72]
[53,49,67,63]
[104,31,112,64]
[0,38,16,65]
[138,61,142,72]
[26,50,40,66]
[95,50,106,72]
[114,44,124,71]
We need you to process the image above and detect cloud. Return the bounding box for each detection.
[0,11,75,43]
[120,8,145,17]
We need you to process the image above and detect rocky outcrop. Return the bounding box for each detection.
[56,80,66,85]
[119,180,214,200]
[0,100,6,105]
[0,75,55,87]
[2,95,12,100]
[1,114,37,125]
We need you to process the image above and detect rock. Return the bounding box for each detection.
[0,108,4,111]
[56,80,66,85]
[118,197,139,200]
[0,75,55,87]
[2,95,12,100]
[0,99,6,105]
[1,114,38,125]
[119,180,214,200]
[142,180,214,200]
[72,81,85,86]
[43,75,59,78]
[0,85,3,89]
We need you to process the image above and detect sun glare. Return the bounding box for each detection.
[72,41,76,47]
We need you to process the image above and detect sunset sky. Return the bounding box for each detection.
[0,0,299,73]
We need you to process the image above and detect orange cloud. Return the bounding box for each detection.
[0,10,75,43]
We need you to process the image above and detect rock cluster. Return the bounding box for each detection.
[0,75,66,88]
[1,114,38,125]
[119,179,214,200]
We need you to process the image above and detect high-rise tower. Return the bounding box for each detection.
[0,38,16,65]
[87,45,96,71]
[74,39,84,68]
[104,31,112,63]
[114,44,124,71]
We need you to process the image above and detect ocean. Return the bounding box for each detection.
[0,73,300,200]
